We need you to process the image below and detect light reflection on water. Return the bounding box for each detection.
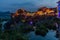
[28,30,58,40]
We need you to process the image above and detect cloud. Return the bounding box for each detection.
[0,0,59,12]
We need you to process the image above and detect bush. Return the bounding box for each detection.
[35,24,48,37]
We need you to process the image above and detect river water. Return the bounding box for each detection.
[28,30,58,40]
[1,21,58,40]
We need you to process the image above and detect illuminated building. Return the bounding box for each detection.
[36,11,44,15]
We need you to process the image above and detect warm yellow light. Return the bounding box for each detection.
[46,9,51,13]
[37,11,44,15]
[26,13,31,16]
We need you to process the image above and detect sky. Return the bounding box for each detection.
[0,0,58,12]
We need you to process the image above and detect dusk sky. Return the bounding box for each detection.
[0,0,58,12]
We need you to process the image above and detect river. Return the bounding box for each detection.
[28,30,58,40]
[1,21,59,40]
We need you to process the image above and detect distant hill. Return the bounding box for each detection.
[0,11,11,18]
[0,11,11,15]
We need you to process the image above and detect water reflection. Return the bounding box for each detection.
[28,30,58,40]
